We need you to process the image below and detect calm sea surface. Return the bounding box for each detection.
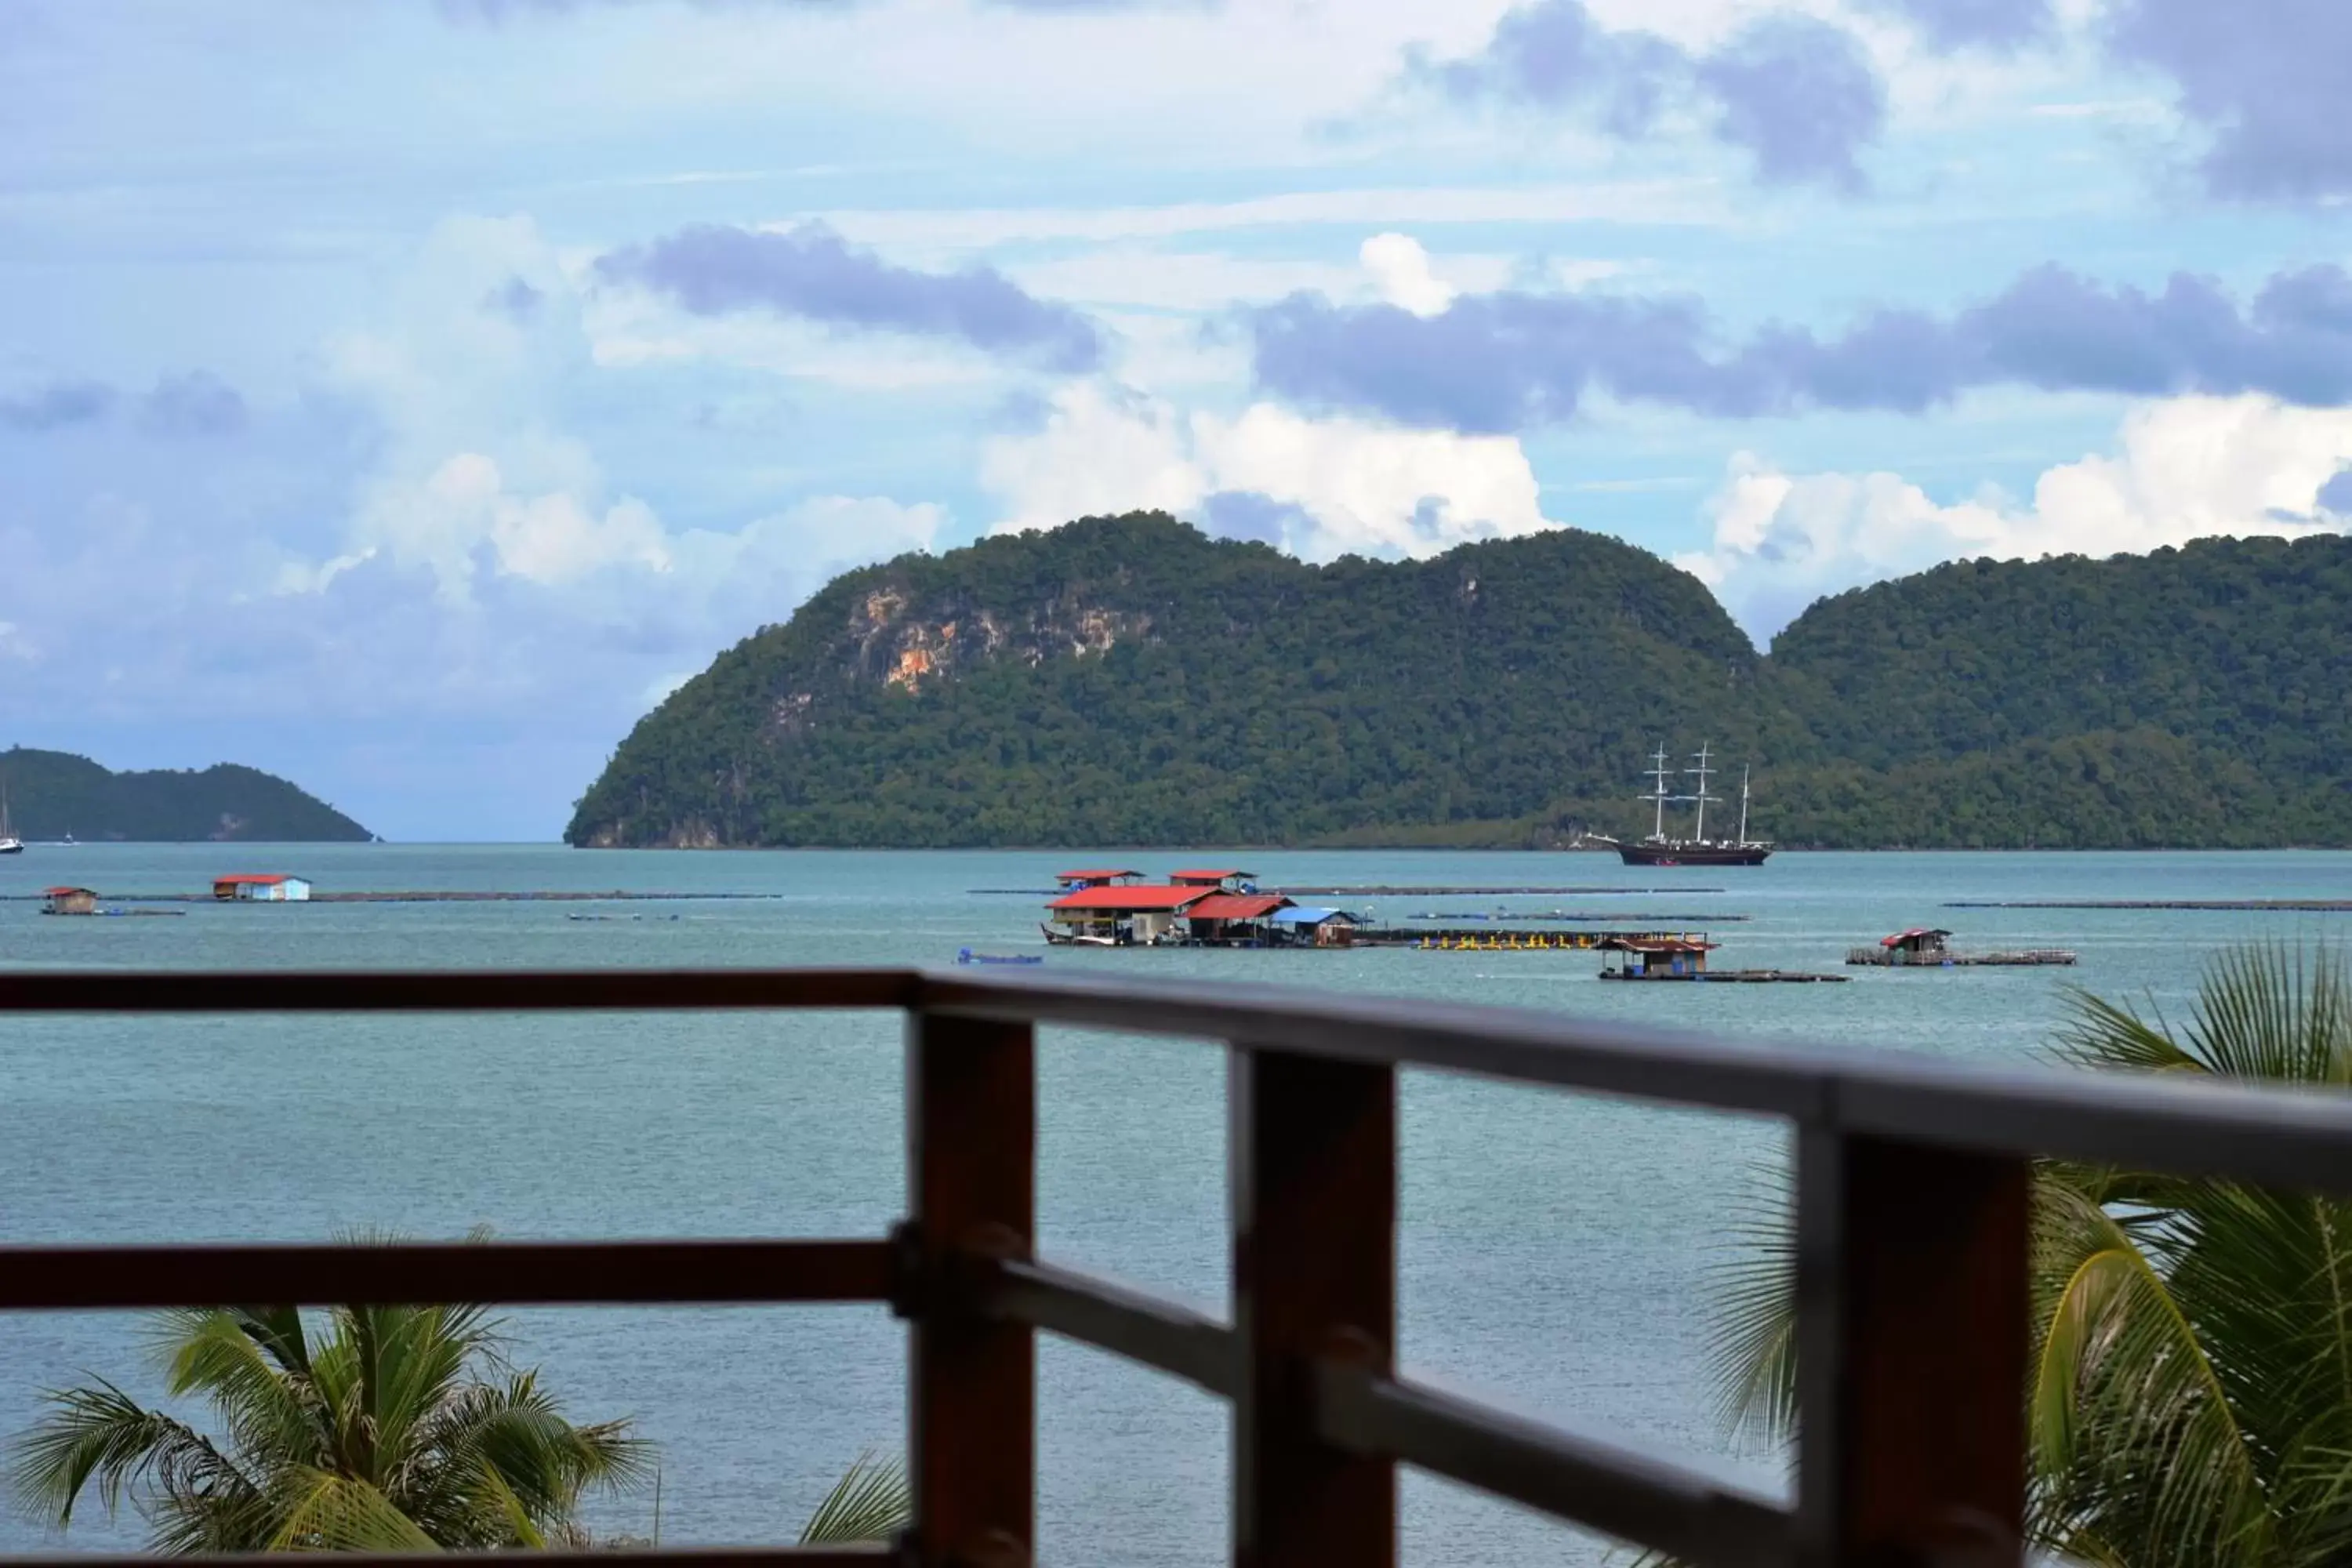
[2,844,2347,1563]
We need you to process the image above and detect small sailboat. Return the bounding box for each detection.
[0,782,22,855]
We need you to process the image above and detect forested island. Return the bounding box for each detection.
[566,514,2352,850]
[0,748,372,842]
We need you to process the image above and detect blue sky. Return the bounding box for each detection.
[5,0,2351,839]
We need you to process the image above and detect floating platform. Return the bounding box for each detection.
[1273,884,1728,897]
[8,891,784,905]
[40,908,186,918]
[1848,948,2076,967]
[1359,927,1711,951]
[1410,910,1751,924]
[1945,899,2352,913]
[1602,969,1848,983]
[1853,927,2076,967]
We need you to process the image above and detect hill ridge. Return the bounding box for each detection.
[566,515,2352,850]
[0,748,372,843]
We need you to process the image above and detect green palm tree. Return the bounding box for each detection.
[1711,943,2352,1566]
[9,1300,653,1552]
[9,1300,911,1552]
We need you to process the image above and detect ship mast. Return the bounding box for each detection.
[1738,765,1751,846]
[1640,745,1673,841]
[1688,743,1720,842]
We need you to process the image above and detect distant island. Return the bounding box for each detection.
[0,747,371,843]
[566,513,2352,851]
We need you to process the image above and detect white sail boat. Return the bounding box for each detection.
[0,782,21,855]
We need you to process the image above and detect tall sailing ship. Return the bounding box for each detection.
[0,781,21,855]
[1601,743,1772,867]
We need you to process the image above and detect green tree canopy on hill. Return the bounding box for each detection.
[565,517,2352,850]
[0,748,368,843]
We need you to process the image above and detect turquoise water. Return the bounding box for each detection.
[2,844,2347,1563]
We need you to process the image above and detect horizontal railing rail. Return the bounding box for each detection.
[0,1555,898,1568]
[0,1239,895,1311]
[2,966,2349,1568]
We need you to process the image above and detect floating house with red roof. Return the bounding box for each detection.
[1055,868,1144,889]
[1042,868,1372,948]
[1170,868,1255,889]
[1043,880,1212,945]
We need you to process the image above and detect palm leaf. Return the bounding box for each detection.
[797,1451,909,1545]
[1703,1160,1797,1448]
[263,1466,439,1552]
[150,1310,325,1476]
[2027,1177,2271,1563]
[5,1380,260,1532]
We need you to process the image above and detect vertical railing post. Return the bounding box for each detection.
[1795,1127,2029,1567]
[1230,1044,1396,1568]
[907,1011,1035,1567]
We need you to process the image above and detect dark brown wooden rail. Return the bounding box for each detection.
[5,966,2352,1568]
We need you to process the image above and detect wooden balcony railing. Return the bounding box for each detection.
[5,967,2352,1568]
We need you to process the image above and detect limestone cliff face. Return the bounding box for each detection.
[836,587,1150,699]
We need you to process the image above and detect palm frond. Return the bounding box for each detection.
[150,1311,325,1475]
[397,1371,650,1548]
[263,1466,438,1552]
[5,1380,259,1532]
[2061,942,2352,1087]
[2057,980,2203,1075]
[228,1308,313,1381]
[2027,1175,2272,1562]
[797,1451,909,1545]
[1703,1160,1797,1448]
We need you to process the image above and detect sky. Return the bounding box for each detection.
[5,0,2352,840]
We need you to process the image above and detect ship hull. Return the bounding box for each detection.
[1614,843,1771,867]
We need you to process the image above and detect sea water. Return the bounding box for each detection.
[1,844,2345,1564]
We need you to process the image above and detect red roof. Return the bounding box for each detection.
[1881,927,1953,948]
[214,874,289,886]
[1047,885,1212,912]
[44,886,92,897]
[1056,868,1142,883]
[1171,868,1254,884]
[1185,893,1289,922]
[1602,937,1719,954]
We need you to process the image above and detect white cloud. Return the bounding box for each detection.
[329,452,673,597]
[307,214,948,600]
[810,180,1731,256]
[309,449,943,611]
[1359,233,1457,316]
[670,494,945,590]
[1004,242,1512,318]
[1682,395,2352,640]
[981,382,1553,561]
[979,383,1205,531]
